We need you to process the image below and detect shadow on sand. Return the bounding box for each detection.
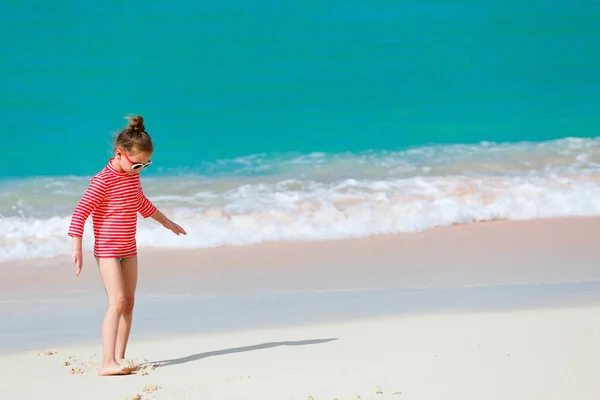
[152,338,338,367]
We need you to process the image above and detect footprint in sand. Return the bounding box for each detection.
[143,384,161,394]
[63,355,83,368]
[36,350,57,356]
[69,367,83,375]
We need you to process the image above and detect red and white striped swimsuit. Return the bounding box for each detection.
[68,159,157,258]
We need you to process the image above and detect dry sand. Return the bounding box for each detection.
[2,306,599,399]
[1,217,600,399]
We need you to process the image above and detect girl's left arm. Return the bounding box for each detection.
[150,209,187,235]
[138,186,186,235]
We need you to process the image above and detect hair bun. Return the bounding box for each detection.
[127,115,145,133]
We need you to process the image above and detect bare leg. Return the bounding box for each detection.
[97,257,130,376]
[116,256,138,363]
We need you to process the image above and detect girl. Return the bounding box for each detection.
[68,115,186,376]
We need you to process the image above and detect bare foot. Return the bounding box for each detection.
[98,361,133,376]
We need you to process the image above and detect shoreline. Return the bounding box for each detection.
[2,216,600,297]
[3,214,598,260]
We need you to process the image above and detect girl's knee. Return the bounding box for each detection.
[108,294,127,313]
[123,297,135,314]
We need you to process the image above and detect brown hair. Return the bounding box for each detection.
[114,115,154,154]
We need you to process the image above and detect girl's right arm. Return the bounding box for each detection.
[68,176,107,275]
[72,236,83,276]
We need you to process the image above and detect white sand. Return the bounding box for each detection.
[2,217,600,399]
[1,305,599,399]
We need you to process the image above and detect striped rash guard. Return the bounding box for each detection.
[68,159,157,258]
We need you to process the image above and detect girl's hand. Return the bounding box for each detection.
[72,248,83,276]
[163,219,187,236]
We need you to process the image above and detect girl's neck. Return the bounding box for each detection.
[111,157,125,173]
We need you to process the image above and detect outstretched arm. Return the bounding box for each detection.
[151,209,187,235]
[137,186,186,235]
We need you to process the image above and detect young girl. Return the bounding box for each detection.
[68,115,186,376]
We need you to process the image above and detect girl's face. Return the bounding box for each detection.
[115,148,152,174]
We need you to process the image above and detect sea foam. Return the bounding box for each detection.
[2,138,600,262]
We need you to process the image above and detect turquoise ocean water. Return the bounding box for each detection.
[1,1,600,260]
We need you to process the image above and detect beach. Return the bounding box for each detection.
[1,217,600,399]
[3,0,600,398]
